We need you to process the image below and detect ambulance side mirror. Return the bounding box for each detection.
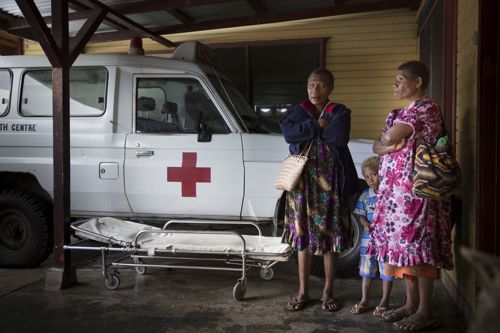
[197,122,212,142]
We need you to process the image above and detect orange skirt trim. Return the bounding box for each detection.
[384,263,439,280]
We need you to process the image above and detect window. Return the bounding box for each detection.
[214,40,323,126]
[136,77,229,134]
[0,70,12,116]
[20,67,107,116]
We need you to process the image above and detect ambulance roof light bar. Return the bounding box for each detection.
[173,41,217,66]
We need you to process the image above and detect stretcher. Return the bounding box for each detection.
[64,217,291,300]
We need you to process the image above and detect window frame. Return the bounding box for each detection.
[0,68,13,117]
[133,73,233,135]
[210,38,327,105]
[18,66,108,117]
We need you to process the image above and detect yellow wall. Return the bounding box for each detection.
[24,9,418,139]
[442,0,478,315]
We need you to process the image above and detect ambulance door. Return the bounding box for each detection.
[124,75,244,218]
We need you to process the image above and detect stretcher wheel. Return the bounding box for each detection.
[260,267,274,281]
[104,274,120,290]
[232,281,246,301]
[134,258,146,275]
[135,266,146,275]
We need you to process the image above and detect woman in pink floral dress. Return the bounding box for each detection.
[367,61,453,331]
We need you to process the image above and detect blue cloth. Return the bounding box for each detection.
[359,255,395,281]
[279,100,359,199]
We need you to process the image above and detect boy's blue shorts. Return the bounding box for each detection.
[359,254,395,281]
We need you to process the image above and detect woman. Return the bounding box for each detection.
[368,61,453,331]
[280,68,358,312]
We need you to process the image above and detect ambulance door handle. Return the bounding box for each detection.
[136,150,154,157]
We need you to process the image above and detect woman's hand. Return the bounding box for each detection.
[388,138,406,152]
[318,118,329,128]
[373,123,412,156]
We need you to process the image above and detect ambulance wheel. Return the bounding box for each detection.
[105,274,120,290]
[233,281,246,301]
[134,258,146,275]
[260,267,274,281]
[0,190,52,268]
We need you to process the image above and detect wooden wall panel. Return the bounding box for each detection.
[445,0,478,316]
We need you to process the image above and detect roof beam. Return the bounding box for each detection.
[14,0,61,66]
[246,0,267,16]
[154,0,420,35]
[7,0,231,29]
[72,0,177,48]
[69,8,107,64]
[107,0,230,15]
[166,9,193,24]
[68,0,129,32]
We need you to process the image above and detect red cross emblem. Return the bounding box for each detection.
[167,152,211,197]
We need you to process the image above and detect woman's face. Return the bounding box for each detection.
[307,73,333,110]
[363,166,380,192]
[393,70,423,101]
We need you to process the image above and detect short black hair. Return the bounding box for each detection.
[397,60,430,90]
[309,67,334,88]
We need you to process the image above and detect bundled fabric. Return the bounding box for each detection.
[274,141,313,191]
[412,135,461,199]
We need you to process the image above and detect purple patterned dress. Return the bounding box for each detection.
[367,98,453,270]
[282,142,345,255]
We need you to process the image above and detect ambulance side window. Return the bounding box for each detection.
[0,70,12,116]
[136,77,229,134]
[20,67,107,117]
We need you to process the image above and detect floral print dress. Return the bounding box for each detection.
[367,98,453,270]
[282,142,345,255]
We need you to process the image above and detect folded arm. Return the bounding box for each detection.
[319,107,351,147]
[280,111,320,144]
[373,123,413,156]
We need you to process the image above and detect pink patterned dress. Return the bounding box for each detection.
[367,98,453,270]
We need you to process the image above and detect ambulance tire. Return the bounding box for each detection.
[0,190,53,267]
[310,214,362,278]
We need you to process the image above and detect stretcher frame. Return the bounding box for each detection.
[63,219,290,300]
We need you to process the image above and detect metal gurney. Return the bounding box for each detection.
[64,217,291,300]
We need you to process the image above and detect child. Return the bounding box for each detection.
[350,156,394,317]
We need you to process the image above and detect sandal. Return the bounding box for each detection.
[350,303,370,314]
[382,307,412,322]
[373,306,389,317]
[321,297,340,312]
[285,296,309,312]
[393,316,440,331]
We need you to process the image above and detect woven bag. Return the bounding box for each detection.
[275,105,332,192]
[412,135,461,199]
[274,141,313,191]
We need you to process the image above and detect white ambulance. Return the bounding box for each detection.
[0,42,373,270]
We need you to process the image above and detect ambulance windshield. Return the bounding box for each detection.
[209,75,281,134]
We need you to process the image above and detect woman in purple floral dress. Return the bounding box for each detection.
[280,68,358,312]
[367,61,453,331]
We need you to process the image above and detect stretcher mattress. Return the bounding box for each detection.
[74,217,290,260]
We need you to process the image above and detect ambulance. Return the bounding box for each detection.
[0,42,373,271]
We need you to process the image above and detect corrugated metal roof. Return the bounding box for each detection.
[0,0,421,47]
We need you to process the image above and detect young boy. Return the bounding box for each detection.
[350,156,394,317]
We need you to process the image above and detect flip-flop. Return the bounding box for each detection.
[321,297,340,312]
[350,303,370,314]
[285,296,309,312]
[373,306,389,317]
[382,308,412,322]
[393,317,440,331]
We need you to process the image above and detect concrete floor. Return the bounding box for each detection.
[0,248,467,333]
